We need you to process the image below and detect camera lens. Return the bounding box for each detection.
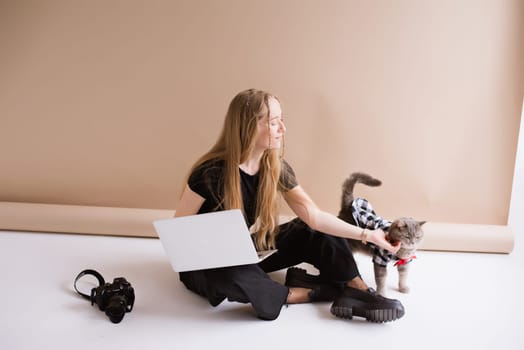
[105,296,127,323]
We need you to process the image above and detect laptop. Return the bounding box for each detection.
[153,209,261,272]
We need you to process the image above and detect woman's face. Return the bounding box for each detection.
[255,97,286,150]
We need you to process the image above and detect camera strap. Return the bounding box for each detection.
[74,269,105,301]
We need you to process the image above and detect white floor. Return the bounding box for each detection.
[1,224,523,350]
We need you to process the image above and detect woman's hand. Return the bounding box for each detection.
[367,228,400,254]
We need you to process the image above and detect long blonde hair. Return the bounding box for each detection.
[189,88,285,250]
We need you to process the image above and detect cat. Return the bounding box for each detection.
[338,172,425,296]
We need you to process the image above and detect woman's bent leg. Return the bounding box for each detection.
[259,219,360,283]
[180,264,288,320]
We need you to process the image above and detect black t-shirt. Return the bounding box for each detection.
[188,158,298,227]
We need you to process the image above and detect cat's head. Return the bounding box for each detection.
[387,218,426,259]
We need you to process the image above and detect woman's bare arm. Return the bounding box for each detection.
[174,185,205,218]
[283,185,399,254]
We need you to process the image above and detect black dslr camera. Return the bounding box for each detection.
[74,269,135,323]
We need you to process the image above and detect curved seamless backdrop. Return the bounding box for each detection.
[1,1,522,253]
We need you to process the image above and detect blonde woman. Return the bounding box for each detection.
[175,89,404,322]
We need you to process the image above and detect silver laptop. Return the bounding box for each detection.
[153,209,260,272]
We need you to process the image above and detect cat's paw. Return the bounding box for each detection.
[398,285,410,294]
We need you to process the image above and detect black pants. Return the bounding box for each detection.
[179,218,360,320]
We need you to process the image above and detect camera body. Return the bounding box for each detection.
[91,277,135,323]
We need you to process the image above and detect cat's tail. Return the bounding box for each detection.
[341,172,382,207]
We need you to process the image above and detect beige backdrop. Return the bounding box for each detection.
[1,1,523,245]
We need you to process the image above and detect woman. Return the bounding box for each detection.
[175,88,404,322]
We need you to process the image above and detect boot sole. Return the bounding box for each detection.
[330,304,404,323]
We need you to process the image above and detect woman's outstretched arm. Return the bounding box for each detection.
[283,185,399,254]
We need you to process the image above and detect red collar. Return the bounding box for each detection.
[394,255,416,266]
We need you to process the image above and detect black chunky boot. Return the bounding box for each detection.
[285,267,343,302]
[330,286,405,323]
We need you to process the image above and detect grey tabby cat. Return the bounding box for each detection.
[338,172,425,296]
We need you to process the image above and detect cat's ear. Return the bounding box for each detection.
[396,220,406,228]
[418,220,427,226]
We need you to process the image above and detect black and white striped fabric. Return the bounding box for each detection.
[351,198,397,267]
